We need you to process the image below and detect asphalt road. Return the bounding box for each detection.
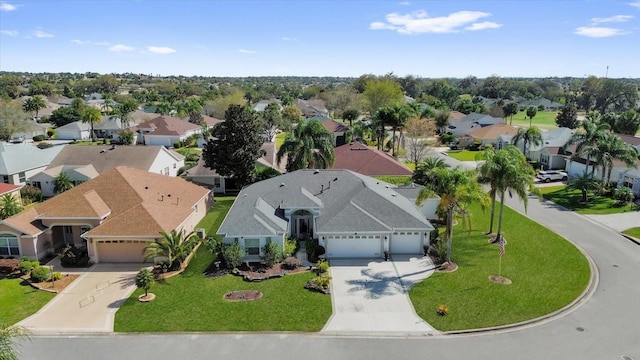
[17,175,640,360]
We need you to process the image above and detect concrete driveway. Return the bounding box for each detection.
[322,255,437,335]
[18,263,146,334]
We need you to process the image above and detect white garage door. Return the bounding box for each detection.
[96,240,149,263]
[390,232,422,254]
[326,235,382,258]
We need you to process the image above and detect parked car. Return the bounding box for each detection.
[536,170,568,183]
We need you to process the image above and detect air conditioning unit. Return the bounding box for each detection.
[196,228,206,239]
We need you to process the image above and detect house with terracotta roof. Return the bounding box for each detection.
[28,144,185,197]
[332,141,413,176]
[0,142,64,185]
[319,118,349,146]
[129,116,202,147]
[0,166,212,262]
[467,124,518,147]
[218,169,435,260]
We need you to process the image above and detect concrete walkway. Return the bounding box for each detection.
[322,255,437,335]
[583,211,640,232]
[18,263,146,334]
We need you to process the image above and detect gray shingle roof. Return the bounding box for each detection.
[217,169,433,237]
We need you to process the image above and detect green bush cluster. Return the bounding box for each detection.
[18,259,40,275]
[31,266,51,283]
[222,241,243,269]
[59,245,90,267]
[32,135,46,141]
[261,241,283,268]
[52,271,63,281]
[284,237,297,258]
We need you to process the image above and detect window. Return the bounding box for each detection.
[0,234,19,256]
[623,176,634,189]
[2,176,9,184]
[30,181,41,189]
[244,239,260,256]
[164,167,170,175]
[18,172,25,183]
[540,154,549,165]
[64,226,73,234]
[214,177,221,188]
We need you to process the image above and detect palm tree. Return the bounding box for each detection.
[53,172,74,194]
[110,103,133,129]
[412,156,450,186]
[0,324,30,360]
[81,107,102,142]
[512,126,543,160]
[0,194,23,220]
[567,171,598,203]
[416,167,489,263]
[592,132,638,193]
[433,109,450,135]
[342,108,360,127]
[276,119,335,172]
[567,112,610,176]
[143,230,198,270]
[22,95,46,119]
[135,268,154,297]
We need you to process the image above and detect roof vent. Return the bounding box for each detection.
[391,193,397,197]
[100,149,106,153]
[280,183,285,187]
[144,186,148,190]
[333,177,338,181]
[385,185,390,188]
[313,169,320,174]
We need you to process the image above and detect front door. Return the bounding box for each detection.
[296,218,310,239]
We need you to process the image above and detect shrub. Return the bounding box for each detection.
[32,135,46,142]
[282,256,300,270]
[440,133,455,144]
[18,260,35,275]
[305,238,318,259]
[222,241,243,269]
[316,259,329,274]
[37,142,53,149]
[47,129,55,137]
[205,236,223,259]
[31,266,51,283]
[614,187,634,204]
[59,245,90,267]
[261,241,283,268]
[52,271,62,280]
[284,237,297,258]
[315,275,331,289]
[135,268,155,296]
[173,141,183,148]
[21,185,43,203]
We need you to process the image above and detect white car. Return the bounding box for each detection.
[536,170,568,183]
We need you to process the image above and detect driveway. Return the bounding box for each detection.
[322,255,437,335]
[17,263,145,334]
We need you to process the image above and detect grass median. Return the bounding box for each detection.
[409,202,590,331]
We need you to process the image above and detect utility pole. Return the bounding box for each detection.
[605,65,609,78]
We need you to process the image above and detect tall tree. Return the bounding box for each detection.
[362,78,404,116]
[342,108,360,127]
[433,109,450,135]
[53,172,74,194]
[143,230,198,270]
[526,106,538,127]
[22,95,46,119]
[202,105,264,187]
[0,194,23,220]
[614,110,640,135]
[0,100,33,142]
[281,105,302,127]
[556,101,579,129]
[512,126,543,159]
[592,132,638,192]
[416,167,489,263]
[412,156,450,186]
[502,102,519,125]
[261,102,284,141]
[81,106,102,141]
[276,119,335,172]
[567,114,610,176]
[404,117,435,168]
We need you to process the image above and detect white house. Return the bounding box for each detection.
[129,116,201,147]
[56,121,90,141]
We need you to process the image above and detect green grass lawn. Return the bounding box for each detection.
[446,150,485,161]
[374,175,413,186]
[114,196,332,332]
[540,186,639,214]
[403,161,416,171]
[622,227,640,238]
[410,202,590,331]
[0,277,55,325]
[275,132,286,150]
[508,110,559,130]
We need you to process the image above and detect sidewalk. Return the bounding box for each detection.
[583,212,640,232]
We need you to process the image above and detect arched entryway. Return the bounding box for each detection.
[291,210,314,240]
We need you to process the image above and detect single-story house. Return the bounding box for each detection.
[523,128,574,169]
[296,98,329,118]
[319,118,349,146]
[217,169,435,260]
[467,124,518,147]
[518,98,563,111]
[129,116,202,147]
[0,142,64,185]
[617,169,640,196]
[56,121,91,141]
[0,183,23,206]
[446,112,504,137]
[0,166,213,262]
[565,133,640,180]
[332,141,413,176]
[28,144,185,197]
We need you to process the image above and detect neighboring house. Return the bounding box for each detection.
[56,121,91,140]
[467,124,518,147]
[28,144,185,197]
[446,113,504,137]
[217,169,435,260]
[525,128,574,169]
[94,116,138,139]
[253,99,280,112]
[518,98,563,111]
[0,166,213,262]
[0,142,64,185]
[332,141,413,176]
[129,116,202,147]
[13,121,51,141]
[185,142,283,194]
[319,118,349,146]
[48,95,73,107]
[566,133,640,181]
[617,168,640,196]
[296,98,329,118]
[0,183,23,207]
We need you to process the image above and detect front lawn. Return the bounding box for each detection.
[114,196,332,332]
[622,227,640,238]
[0,277,55,325]
[508,111,559,130]
[446,150,485,161]
[540,186,638,214]
[409,202,590,331]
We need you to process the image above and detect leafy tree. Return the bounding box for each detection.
[261,241,284,268]
[222,241,243,269]
[118,129,135,145]
[204,91,246,119]
[81,107,102,141]
[412,157,450,186]
[0,194,23,220]
[203,105,264,187]
[526,106,538,126]
[22,95,46,119]
[567,114,610,176]
[453,98,482,114]
[110,99,138,128]
[613,187,634,204]
[342,108,360,126]
[135,268,154,297]
[502,102,519,125]
[53,172,74,194]
[567,171,598,203]
[281,105,302,127]
[556,101,579,129]
[0,100,33,142]
[261,102,284,141]
[614,110,640,135]
[143,230,198,270]
[0,323,30,360]
[363,78,404,115]
[416,167,489,263]
[276,119,334,172]
[28,79,55,96]
[325,87,363,119]
[512,126,543,159]
[404,117,435,168]
[49,106,82,127]
[384,103,411,156]
[433,109,450,135]
[253,167,281,182]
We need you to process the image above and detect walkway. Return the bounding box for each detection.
[583,211,640,232]
[322,255,436,335]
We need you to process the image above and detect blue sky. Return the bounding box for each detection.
[1,0,639,78]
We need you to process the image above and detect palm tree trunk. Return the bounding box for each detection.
[446,205,454,263]
[523,140,527,158]
[600,164,607,194]
[391,128,396,156]
[585,156,590,177]
[495,191,506,244]
[488,190,497,234]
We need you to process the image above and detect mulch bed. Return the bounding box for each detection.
[223,290,263,302]
[204,261,309,282]
[23,274,80,293]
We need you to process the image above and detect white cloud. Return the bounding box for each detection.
[71,39,90,45]
[0,29,18,36]
[238,49,256,54]
[282,37,298,41]
[109,44,134,52]
[591,15,634,23]
[370,10,500,34]
[147,46,176,54]
[34,29,53,38]
[0,2,17,11]
[629,1,640,9]
[399,1,410,5]
[574,26,628,37]
[465,21,502,31]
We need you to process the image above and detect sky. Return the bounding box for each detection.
[1,0,639,78]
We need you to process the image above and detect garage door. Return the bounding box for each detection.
[325,235,382,258]
[96,240,149,263]
[390,232,422,254]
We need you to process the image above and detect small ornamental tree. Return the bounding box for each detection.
[222,241,243,269]
[613,187,634,205]
[135,268,154,297]
[261,241,283,268]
